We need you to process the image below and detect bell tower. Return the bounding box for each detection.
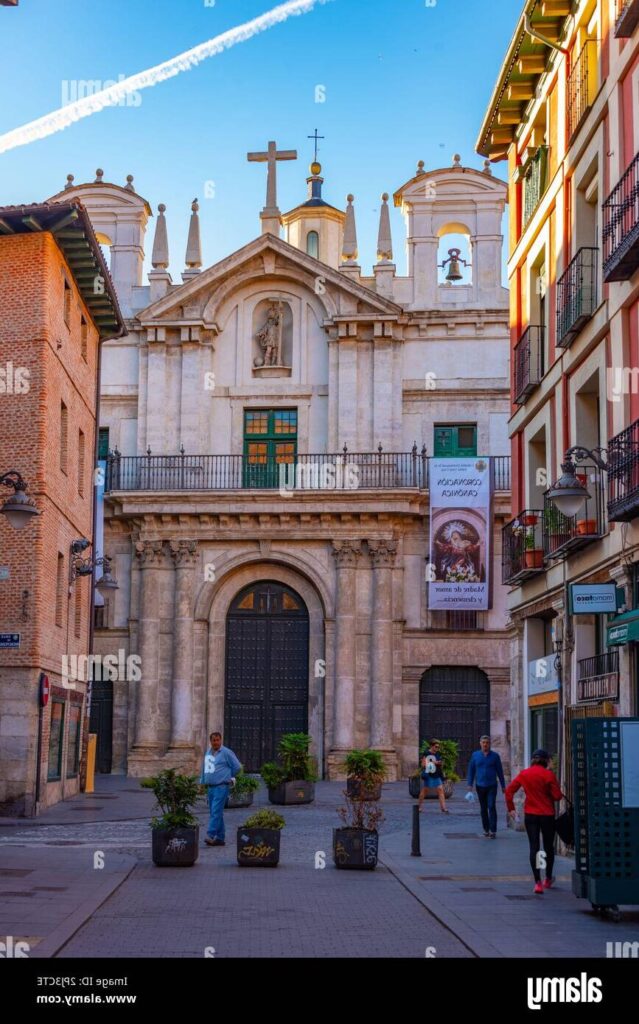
[282,161,346,270]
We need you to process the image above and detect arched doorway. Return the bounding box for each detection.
[224,581,310,770]
[419,667,490,777]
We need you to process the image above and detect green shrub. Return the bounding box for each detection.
[233,770,261,796]
[242,809,285,830]
[260,761,287,789]
[419,739,459,781]
[260,732,316,786]
[140,769,200,830]
[343,749,386,785]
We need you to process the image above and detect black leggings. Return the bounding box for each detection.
[524,814,556,882]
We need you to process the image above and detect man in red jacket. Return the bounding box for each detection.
[505,749,564,894]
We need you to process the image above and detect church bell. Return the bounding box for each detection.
[440,247,468,282]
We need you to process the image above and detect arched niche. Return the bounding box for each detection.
[252,297,293,376]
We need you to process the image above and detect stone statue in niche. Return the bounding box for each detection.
[254,302,282,367]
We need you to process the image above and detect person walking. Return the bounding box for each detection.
[505,749,564,894]
[467,735,506,838]
[418,739,449,814]
[199,731,241,847]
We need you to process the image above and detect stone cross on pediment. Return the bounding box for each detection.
[247,140,297,217]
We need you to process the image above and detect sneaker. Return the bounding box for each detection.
[489,832,496,839]
[204,837,216,846]
[482,831,490,838]
[543,877,554,890]
[533,882,544,894]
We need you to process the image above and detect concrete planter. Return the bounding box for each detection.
[333,828,378,870]
[237,826,281,867]
[225,791,255,809]
[268,780,315,805]
[151,826,199,867]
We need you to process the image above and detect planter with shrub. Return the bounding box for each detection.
[344,749,386,801]
[333,790,384,871]
[576,518,597,536]
[225,770,260,809]
[261,732,316,805]
[418,739,460,799]
[524,530,543,568]
[237,809,285,867]
[141,769,200,867]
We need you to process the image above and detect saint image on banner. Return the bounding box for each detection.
[433,517,485,583]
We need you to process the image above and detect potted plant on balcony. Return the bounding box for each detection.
[237,808,285,867]
[576,517,597,536]
[543,505,570,548]
[261,732,316,805]
[141,769,200,867]
[524,529,544,568]
[522,513,539,527]
[344,748,387,801]
[225,768,260,809]
[418,739,460,799]
[333,791,384,870]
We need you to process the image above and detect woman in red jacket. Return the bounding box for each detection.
[505,749,564,894]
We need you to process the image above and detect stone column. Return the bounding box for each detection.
[329,541,361,771]
[167,540,198,760]
[369,540,398,776]
[129,540,165,772]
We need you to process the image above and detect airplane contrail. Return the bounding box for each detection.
[0,0,334,155]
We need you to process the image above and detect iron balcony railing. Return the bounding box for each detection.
[514,326,544,405]
[567,40,598,142]
[543,464,606,560]
[522,147,548,227]
[556,247,598,348]
[577,650,620,702]
[615,0,639,37]
[608,418,639,522]
[603,152,639,282]
[502,510,544,585]
[105,450,512,493]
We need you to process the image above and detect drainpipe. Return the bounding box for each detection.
[524,14,570,56]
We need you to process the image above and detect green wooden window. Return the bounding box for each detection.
[434,425,477,458]
[243,409,298,488]
[47,699,65,781]
[98,428,110,461]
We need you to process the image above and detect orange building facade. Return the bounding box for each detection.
[478,0,639,784]
[0,203,122,815]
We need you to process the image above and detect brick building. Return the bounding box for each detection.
[0,202,123,815]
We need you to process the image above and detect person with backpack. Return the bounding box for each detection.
[505,748,564,894]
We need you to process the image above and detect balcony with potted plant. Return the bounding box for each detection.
[543,464,605,560]
[260,732,316,806]
[608,418,639,523]
[140,769,201,867]
[236,809,285,867]
[502,510,544,584]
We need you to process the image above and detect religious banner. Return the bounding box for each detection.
[428,458,492,611]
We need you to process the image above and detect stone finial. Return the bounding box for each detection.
[376,193,393,263]
[452,154,462,168]
[65,174,75,190]
[342,194,358,264]
[416,160,426,176]
[483,159,493,176]
[125,174,135,192]
[151,204,169,270]
[95,168,104,183]
[185,199,202,270]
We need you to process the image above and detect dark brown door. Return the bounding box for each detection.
[224,581,309,771]
[419,667,490,778]
[89,676,113,774]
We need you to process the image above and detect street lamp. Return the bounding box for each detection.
[546,446,609,518]
[0,471,40,530]
[69,539,119,592]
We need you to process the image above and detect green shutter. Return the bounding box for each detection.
[434,425,477,458]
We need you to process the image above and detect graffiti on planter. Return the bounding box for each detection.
[165,837,188,854]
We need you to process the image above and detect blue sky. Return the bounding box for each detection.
[0,0,522,277]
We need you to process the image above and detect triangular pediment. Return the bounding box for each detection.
[137,233,403,325]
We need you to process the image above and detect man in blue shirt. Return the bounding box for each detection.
[199,731,242,846]
[467,735,506,838]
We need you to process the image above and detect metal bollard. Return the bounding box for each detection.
[411,803,421,857]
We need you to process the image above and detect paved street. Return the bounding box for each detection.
[1,777,638,958]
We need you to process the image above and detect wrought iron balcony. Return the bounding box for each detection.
[577,650,620,703]
[567,40,598,142]
[543,464,606,559]
[608,418,639,522]
[105,450,511,494]
[615,0,639,36]
[556,247,598,348]
[514,326,544,405]
[603,152,639,282]
[502,510,544,584]
[522,147,548,228]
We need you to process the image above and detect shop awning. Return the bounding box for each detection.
[607,609,639,646]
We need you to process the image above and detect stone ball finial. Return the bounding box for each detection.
[125,174,135,191]
[158,203,166,213]
[453,154,462,167]
[191,199,199,213]
[310,161,322,176]
[416,160,425,175]
[95,168,104,183]
[347,193,354,203]
[483,159,493,175]
[65,174,75,190]
[382,192,389,202]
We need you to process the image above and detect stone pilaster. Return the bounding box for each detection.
[165,541,198,765]
[128,540,166,775]
[368,540,399,779]
[328,540,361,777]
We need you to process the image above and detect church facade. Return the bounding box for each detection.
[51,150,512,781]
